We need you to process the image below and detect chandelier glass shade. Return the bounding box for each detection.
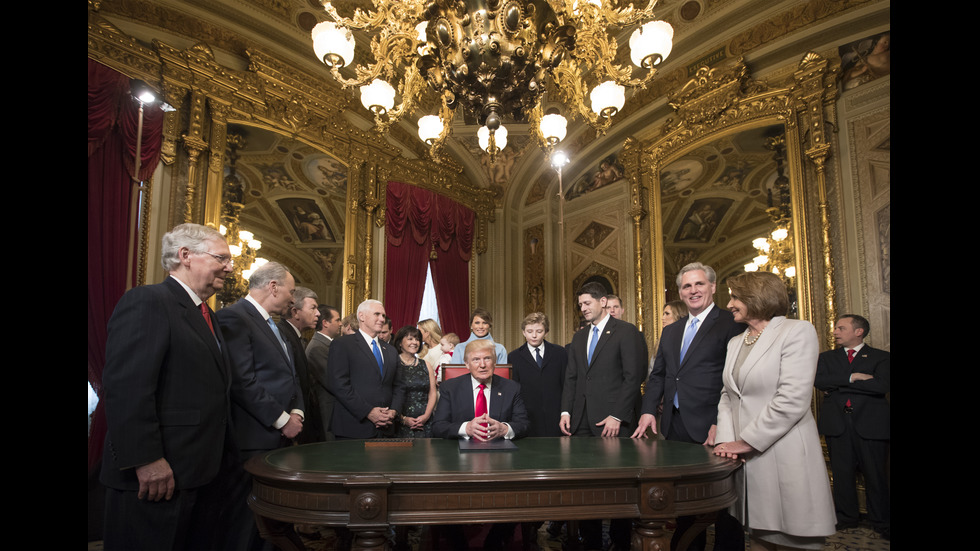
[311,0,673,158]
[744,226,795,280]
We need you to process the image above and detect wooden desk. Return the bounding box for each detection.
[245,437,739,550]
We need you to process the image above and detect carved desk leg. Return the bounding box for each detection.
[351,528,389,550]
[347,476,392,551]
[253,514,306,551]
[633,519,669,551]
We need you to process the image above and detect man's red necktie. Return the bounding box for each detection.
[845,349,855,408]
[201,302,215,335]
[475,384,488,427]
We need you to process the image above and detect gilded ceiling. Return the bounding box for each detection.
[91,0,890,296]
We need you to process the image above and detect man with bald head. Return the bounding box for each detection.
[217,261,305,550]
[325,299,405,439]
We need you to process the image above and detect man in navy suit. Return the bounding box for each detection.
[432,339,531,550]
[100,223,237,550]
[278,286,321,443]
[217,261,304,550]
[632,262,746,551]
[432,338,530,440]
[815,314,890,539]
[561,282,646,551]
[325,299,405,439]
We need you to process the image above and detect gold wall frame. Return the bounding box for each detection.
[626,54,840,342]
[87,7,495,314]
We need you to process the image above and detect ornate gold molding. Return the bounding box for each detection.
[88,7,494,311]
[628,54,838,340]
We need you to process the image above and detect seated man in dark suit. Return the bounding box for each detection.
[432,339,531,550]
[432,338,530,440]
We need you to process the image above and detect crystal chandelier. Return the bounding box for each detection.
[216,133,267,307]
[312,0,673,160]
[744,135,795,284]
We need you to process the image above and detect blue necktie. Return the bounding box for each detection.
[535,347,543,368]
[268,318,289,358]
[587,326,599,365]
[675,317,699,408]
[372,339,384,375]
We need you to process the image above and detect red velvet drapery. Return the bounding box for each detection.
[384,181,474,337]
[88,59,164,473]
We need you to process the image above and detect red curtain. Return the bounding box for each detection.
[88,59,164,473]
[384,181,474,337]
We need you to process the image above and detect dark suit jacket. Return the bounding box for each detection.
[510,341,566,437]
[101,277,234,491]
[431,373,530,439]
[642,305,745,443]
[217,298,304,451]
[561,316,646,436]
[814,345,890,440]
[306,331,336,440]
[324,331,404,439]
[278,319,323,444]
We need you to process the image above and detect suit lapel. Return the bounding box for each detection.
[679,307,718,370]
[733,316,785,387]
[525,344,544,369]
[488,375,504,419]
[356,334,386,380]
[243,300,292,365]
[164,278,224,370]
[588,317,616,370]
[379,340,395,380]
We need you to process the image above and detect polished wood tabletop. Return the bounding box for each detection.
[245,437,739,550]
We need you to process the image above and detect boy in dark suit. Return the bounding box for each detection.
[510,312,566,437]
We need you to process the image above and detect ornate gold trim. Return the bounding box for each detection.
[88,8,495,312]
[627,54,839,339]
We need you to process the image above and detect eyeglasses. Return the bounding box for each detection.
[202,251,234,267]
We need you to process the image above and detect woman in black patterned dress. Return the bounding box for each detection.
[392,326,436,438]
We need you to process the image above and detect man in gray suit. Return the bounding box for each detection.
[278,287,320,443]
[306,304,343,440]
[632,262,746,551]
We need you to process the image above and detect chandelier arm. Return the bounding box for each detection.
[572,28,658,88]
[373,66,429,131]
[550,65,613,134]
[426,96,456,160]
[552,0,658,27]
[328,31,421,89]
[321,1,424,32]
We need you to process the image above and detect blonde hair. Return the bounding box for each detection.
[464,338,496,362]
[442,332,460,346]
[417,318,443,358]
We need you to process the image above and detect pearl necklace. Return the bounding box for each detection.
[743,329,764,345]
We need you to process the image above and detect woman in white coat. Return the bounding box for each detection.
[710,272,835,550]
